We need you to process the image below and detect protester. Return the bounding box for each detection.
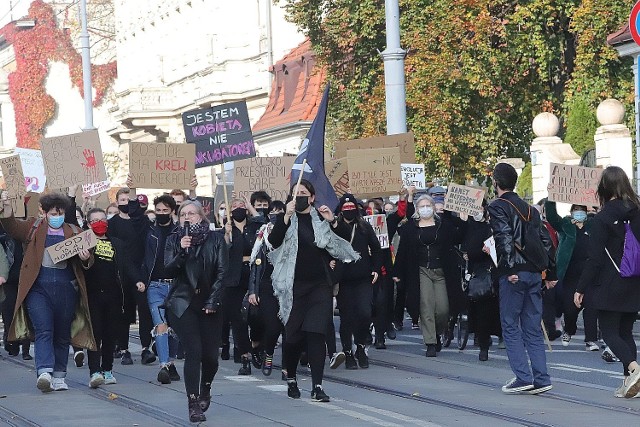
[0,191,96,393]
[488,162,554,394]
[106,203,119,220]
[82,208,144,388]
[334,194,382,369]
[164,200,227,422]
[390,187,416,332]
[268,179,359,402]
[575,166,640,398]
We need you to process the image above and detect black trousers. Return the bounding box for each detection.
[117,287,153,350]
[542,286,560,333]
[87,291,121,374]
[222,287,251,354]
[599,310,637,376]
[167,306,222,396]
[562,279,598,342]
[337,279,373,351]
[284,331,325,387]
[248,289,283,356]
[373,275,394,340]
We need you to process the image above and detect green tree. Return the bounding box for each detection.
[564,96,598,156]
[516,162,533,201]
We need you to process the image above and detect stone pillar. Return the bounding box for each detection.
[530,112,580,205]
[595,98,633,179]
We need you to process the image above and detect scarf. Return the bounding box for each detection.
[268,209,361,323]
[180,221,209,246]
[250,223,274,265]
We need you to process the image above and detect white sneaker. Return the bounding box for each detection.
[51,377,68,391]
[615,379,640,398]
[103,371,117,385]
[585,341,599,351]
[625,368,640,398]
[561,333,571,347]
[36,372,53,393]
[329,352,346,369]
[89,372,105,389]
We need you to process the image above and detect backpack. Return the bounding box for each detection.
[498,198,550,272]
[605,219,640,278]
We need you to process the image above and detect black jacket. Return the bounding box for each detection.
[577,199,640,313]
[249,232,274,297]
[461,219,493,276]
[141,222,180,284]
[336,218,383,283]
[164,230,228,318]
[223,216,266,288]
[488,192,554,277]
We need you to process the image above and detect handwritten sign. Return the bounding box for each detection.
[25,192,40,218]
[40,130,108,188]
[129,142,196,190]
[0,155,26,217]
[363,214,390,249]
[401,163,426,189]
[347,147,403,197]
[547,163,602,207]
[46,229,97,264]
[444,183,485,217]
[234,157,295,201]
[334,132,415,164]
[82,180,111,197]
[14,148,46,193]
[182,101,256,168]
[484,236,497,267]
[325,158,349,198]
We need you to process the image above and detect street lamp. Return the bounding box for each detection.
[80,0,94,130]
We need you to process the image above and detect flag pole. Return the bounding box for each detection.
[294,159,307,196]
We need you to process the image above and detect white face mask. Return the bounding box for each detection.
[472,212,484,222]
[418,206,434,219]
[77,218,84,228]
[218,209,226,218]
[107,214,115,220]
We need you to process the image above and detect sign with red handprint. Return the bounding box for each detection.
[40,130,108,188]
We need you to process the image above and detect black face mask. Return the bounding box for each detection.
[342,210,358,221]
[295,196,310,212]
[231,208,247,222]
[257,208,270,218]
[118,204,129,214]
[156,213,172,225]
[269,213,279,224]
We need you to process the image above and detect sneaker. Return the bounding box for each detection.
[287,379,301,399]
[51,377,68,391]
[624,367,640,398]
[103,371,117,385]
[426,344,437,357]
[251,348,264,369]
[561,333,571,347]
[238,356,251,375]
[22,352,33,361]
[168,363,181,381]
[585,341,599,352]
[344,351,358,370]
[36,372,53,393]
[157,366,171,384]
[330,351,346,369]
[262,354,273,376]
[374,340,387,350]
[497,337,506,349]
[528,383,553,395]
[355,345,369,369]
[311,385,330,402]
[411,322,420,330]
[220,344,230,360]
[121,350,133,365]
[89,372,105,389]
[141,348,156,365]
[74,350,85,368]
[615,379,640,398]
[602,347,620,363]
[502,377,534,394]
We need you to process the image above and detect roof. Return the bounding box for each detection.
[607,23,633,47]
[253,39,326,132]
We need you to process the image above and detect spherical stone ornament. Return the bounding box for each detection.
[596,99,625,126]
[532,112,560,138]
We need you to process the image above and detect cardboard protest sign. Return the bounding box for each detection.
[0,155,27,217]
[363,214,390,249]
[325,158,350,198]
[82,180,110,197]
[182,101,256,168]
[547,163,602,207]
[401,163,426,189]
[129,142,196,190]
[234,157,295,201]
[14,147,46,193]
[444,183,485,217]
[347,147,403,197]
[334,132,415,164]
[46,229,97,264]
[25,192,41,217]
[40,130,108,188]
[196,196,216,223]
[484,236,497,267]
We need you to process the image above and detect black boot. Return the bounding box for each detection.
[479,349,489,362]
[199,382,212,412]
[220,344,230,360]
[238,355,251,375]
[188,394,206,423]
[233,347,241,364]
[345,350,358,370]
[251,347,263,369]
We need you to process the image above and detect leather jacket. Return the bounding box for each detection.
[141,222,180,284]
[164,230,228,318]
[488,192,553,277]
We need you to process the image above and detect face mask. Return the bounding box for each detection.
[77,218,84,228]
[342,209,357,221]
[156,213,171,225]
[418,206,434,219]
[107,214,115,220]
[48,214,65,229]
[90,220,108,236]
[218,209,226,219]
[231,208,247,222]
[269,213,279,224]
[295,196,310,212]
[257,208,270,218]
[572,211,587,222]
[118,203,129,214]
[472,212,484,222]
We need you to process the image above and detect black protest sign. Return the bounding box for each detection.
[196,196,216,223]
[182,101,256,168]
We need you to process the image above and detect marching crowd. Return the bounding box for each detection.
[1,162,640,423]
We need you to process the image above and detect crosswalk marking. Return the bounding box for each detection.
[305,401,403,427]
[224,375,264,382]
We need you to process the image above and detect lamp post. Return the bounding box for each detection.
[380,0,407,135]
[80,0,94,130]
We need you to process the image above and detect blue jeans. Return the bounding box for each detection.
[499,271,550,386]
[26,269,78,377]
[147,282,173,366]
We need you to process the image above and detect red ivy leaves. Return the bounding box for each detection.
[0,0,116,149]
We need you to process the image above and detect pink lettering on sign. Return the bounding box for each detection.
[195,141,255,165]
[191,120,243,138]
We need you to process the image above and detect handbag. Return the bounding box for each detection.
[467,269,493,301]
[241,293,260,323]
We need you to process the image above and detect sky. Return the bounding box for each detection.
[0,0,32,28]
